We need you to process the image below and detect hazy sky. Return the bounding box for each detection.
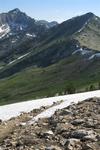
[0,0,100,22]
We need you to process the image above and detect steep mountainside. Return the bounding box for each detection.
[0,12,100,77]
[0,10,100,104]
[0,8,58,66]
[74,15,100,51]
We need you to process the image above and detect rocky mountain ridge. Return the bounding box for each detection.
[0,8,58,39]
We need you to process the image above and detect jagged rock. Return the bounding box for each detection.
[45,146,62,150]
[19,122,26,126]
[4,139,13,147]
[70,130,97,141]
[60,137,67,146]
[21,136,40,146]
[82,142,100,150]
[38,130,54,140]
[0,119,2,124]
[55,123,74,134]
[65,138,82,150]
[82,131,97,142]
[71,119,84,125]
[55,109,72,116]
[84,118,99,128]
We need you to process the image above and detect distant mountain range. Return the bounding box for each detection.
[0,8,58,61]
[0,9,100,105]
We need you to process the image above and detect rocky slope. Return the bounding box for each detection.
[0,97,100,150]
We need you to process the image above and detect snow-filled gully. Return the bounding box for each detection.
[0,90,100,122]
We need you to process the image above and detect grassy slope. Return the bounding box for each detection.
[74,16,100,51]
[0,55,100,105]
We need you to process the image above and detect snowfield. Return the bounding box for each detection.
[0,90,100,121]
[0,24,10,39]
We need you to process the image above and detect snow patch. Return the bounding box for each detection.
[77,22,87,33]
[29,90,100,124]
[0,90,100,121]
[26,33,36,38]
[76,45,79,48]
[72,48,91,56]
[95,17,98,20]
[0,66,4,70]
[8,59,17,65]
[77,18,90,33]
[11,39,17,43]
[8,53,30,65]
[20,26,23,30]
[72,48,83,55]
[0,24,10,39]
[17,52,30,60]
[89,53,100,60]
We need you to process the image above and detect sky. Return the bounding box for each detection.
[0,0,100,23]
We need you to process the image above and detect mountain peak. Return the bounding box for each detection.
[86,12,94,15]
[8,8,21,14]
[84,12,95,18]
